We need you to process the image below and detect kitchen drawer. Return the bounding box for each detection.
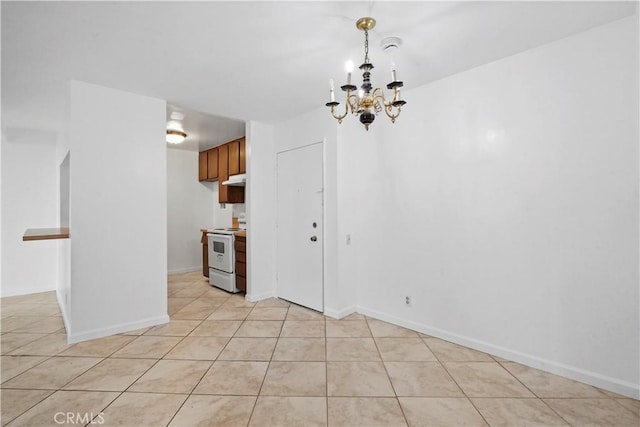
[235,239,246,252]
[235,261,246,277]
[236,251,246,263]
[236,275,246,292]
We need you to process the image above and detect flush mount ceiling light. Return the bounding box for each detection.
[166,129,187,144]
[326,17,406,131]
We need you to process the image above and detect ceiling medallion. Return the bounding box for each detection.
[326,17,406,131]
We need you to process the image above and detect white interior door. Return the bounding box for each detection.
[276,142,324,312]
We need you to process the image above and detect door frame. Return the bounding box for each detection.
[275,140,325,312]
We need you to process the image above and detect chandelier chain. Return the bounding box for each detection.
[364,29,370,63]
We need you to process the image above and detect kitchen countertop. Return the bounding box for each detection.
[23,227,70,241]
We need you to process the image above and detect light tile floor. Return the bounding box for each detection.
[1,271,638,426]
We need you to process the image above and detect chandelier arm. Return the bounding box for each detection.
[346,93,360,115]
[372,88,392,109]
[383,105,402,123]
[374,87,403,107]
[329,103,349,123]
[371,88,403,122]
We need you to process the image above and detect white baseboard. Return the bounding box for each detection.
[168,266,201,275]
[356,305,640,399]
[245,290,276,303]
[324,305,357,320]
[55,290,71,334]
[67,314,170,344]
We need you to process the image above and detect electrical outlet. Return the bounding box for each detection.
[405,295,411,306]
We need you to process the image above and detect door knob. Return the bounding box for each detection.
[310,236,317,242]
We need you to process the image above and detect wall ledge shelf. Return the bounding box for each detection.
[23,227,70,241]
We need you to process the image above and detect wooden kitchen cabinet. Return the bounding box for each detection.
[239,138,246,174]
[198,148,219,182]
[207,147,219,180]
[218,144,244,204]
[198,152,208,181]
[235,234,247,292]
[198,137,246,203]
[228,138,241,176]
[227,137,246,176]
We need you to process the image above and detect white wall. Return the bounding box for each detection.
[55,95,71,324]
[245,121,277,301]
[334,120,370,316]
[212,183,233,229]
[1,130,58,297]
[267,109,357,317]
[347,16,638,397]
[167,148,215,274]
[56,237,70,326]
[56,149,71,325]
[68,81,168,342]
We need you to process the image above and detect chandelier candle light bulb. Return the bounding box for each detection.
[329,79,335,102]
[346,60,354,85]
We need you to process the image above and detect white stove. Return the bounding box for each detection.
[207,228,242,293]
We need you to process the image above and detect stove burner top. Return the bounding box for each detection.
[208,227,246,235]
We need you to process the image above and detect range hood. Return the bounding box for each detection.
[222,173,246,186]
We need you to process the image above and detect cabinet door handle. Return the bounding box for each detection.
[310,236,317,242]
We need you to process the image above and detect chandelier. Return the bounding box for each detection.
[326,17,406,131]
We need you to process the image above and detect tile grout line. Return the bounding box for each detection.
[2,308,64,359]
[160,286,238,426]
[1,354,57,385]
[15,352,119,426]
[166,298,255,426]
[82,349,170,424]
[244,303,289,426]
[325,313,329,425]
[93,290,221,426]
[1,323,94,389]
[2,275,203,425]
[491,359,576,425]
[421,336,493,427]
[0,388,55,425]
[421,338,589,426]
[3,315,68,356]
[365,315,410,427]
[50,336,147,400]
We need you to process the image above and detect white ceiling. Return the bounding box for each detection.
[2,1,636,149]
